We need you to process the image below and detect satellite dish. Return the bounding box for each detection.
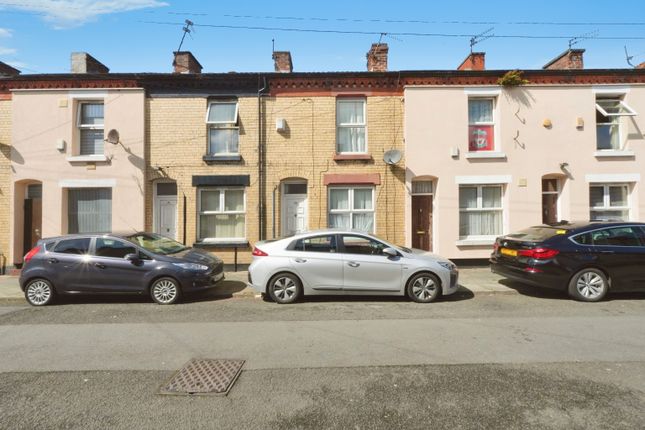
[383,149,402,165]
[106,129,120,145]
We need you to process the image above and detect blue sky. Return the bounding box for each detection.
[1,0,644,74]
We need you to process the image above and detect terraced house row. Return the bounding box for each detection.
[0,45,644,270]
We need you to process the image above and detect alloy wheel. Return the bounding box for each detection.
[152,279,179,304]
[272,276,297,302]
[26,280,52,306]
[576,272,606,299]
[412,276,437,301]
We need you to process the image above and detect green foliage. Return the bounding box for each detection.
[498,70,529,87]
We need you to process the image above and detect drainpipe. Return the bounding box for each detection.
[258,76,268,240]
[272,184,278,238]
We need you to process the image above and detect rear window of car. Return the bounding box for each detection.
[292,235,337,253]
[505,227,566,242]
[52,238,91,254]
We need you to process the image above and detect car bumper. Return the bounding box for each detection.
[181,271,225,293]
[490,260,567,291]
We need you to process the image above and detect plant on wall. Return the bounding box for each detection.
[498,70,530,87]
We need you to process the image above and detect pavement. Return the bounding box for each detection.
[0,266,510,304]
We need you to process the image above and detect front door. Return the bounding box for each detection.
[155,197,177,239]
[412,195,432,251]
[282,182,308,236]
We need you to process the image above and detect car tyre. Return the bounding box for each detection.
[568,268,608,302]
[150,277,181,305]
[24,278,55,306]
[267,273,302,304]
[406,272,441,303]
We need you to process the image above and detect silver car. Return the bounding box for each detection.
[248,230,459,304]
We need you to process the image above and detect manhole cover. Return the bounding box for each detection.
[160,359,245,396]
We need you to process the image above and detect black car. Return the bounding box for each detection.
[19,232,224,306]
[490,221,645,301]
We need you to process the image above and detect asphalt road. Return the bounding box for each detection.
[1,291,645,429]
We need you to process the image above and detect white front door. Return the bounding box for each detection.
[155,197,177,239]
[283,194,307,236]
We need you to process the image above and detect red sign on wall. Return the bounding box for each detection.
[469,125,494,151]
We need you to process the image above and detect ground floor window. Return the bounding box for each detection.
[590,184,630,221]
[198,187,245,241]
[328,186,374,232]
[459,185,503,238]
[68,188,112,234]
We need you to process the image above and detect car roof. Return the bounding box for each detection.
[530,221,645,233]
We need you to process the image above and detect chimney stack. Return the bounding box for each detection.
[272,51,293,73]
[637,61,645,69]
[173,51,203,74]
[0,61,21,77]
[543,49,585,70]
[457,52,486,71]
[366,43,388,72]
[71,52,109,74]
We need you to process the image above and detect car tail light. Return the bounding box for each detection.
[252,247,268,257]
[518,247,559,260]
[24,246,41,263]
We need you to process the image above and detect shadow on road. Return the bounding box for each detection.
[498,278,645,302]
[48,279,249,306]
[266,287,475,304]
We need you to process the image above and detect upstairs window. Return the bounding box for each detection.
[206,101,239,156]
[336,98,366,153]
[595,98,636,150]
[468,98,495,152]
[78,103,104,156]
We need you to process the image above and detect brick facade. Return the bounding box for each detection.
[0,100,11,272]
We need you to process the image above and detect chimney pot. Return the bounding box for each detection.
[366,43,388,72]
[173,51,203,74]
[71,52,109,74]
[0,61,21,77]
[543,49,585,70]
[272,51,293,73]
[457,52,486,71]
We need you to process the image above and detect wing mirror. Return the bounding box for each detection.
[382,247,399,258]
[124,253,140,263]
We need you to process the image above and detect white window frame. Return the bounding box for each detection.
[76,101,104,156]
[467,97,496,152]
[595,99,637,117]
[589,183,631,221]
[458,184,504,240]
[328,186,375,233]
[336,98,367,154]
[595,98,638,152]
[411,180,433,196]
[197,187,246,242]
[205,101,240,156]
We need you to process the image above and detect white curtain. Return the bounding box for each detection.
[329,189,349,210]
[329,214,350,229]
[468,99,493,123]
[200,214,244,239]
[201,190,220,211]
[209,128,239,155]
[459,211,502,236]
[337,100,365,152]
[353,189,372,210]
[224,190,244,211]
[207,102,237,123]
[352,213,374,232]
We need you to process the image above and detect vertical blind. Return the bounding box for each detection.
[68,188,112,234]
[79,103,104,156]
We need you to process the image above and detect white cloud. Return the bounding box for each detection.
[0,28,12,38]
[0,47,17,55]
[1,1,168,28]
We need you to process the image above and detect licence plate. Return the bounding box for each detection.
[500,248,518,257]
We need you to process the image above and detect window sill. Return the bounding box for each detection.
[455,238,496,246]
[333,153,372,161]
[203,154,242,163]
[594,150,635,158]
[465,152,507,160]
[193,240,249,248]
[66,155,109,163]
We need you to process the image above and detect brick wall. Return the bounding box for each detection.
[0,100,11,271]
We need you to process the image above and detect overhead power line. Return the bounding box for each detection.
[140,21,645,40]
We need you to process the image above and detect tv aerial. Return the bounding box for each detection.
[470,27,494,53]
[383,149,402,165]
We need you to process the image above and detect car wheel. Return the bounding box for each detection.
[268,273,302,304]
[406,272,441,303]
[568,268,608,302]
[150,277,181,305]
[25,278,55,306]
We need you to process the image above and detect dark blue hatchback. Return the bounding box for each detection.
[19,232,224,306]
[490,221,645,301]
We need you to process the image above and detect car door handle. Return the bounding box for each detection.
[600,250,615,254]
[47,258,58,264]
[94,263,106,269]
[294,258,307,263]
[347,261,360,268]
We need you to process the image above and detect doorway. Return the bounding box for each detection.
[281,181,308,236]
[23,184,42,256]
[154,182,177,240]
[411,180,433,251]
[541,178,560,224]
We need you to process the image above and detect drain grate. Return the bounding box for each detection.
[160,358,245,396]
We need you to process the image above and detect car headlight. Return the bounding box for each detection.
[437,261,455,271]
[172,262,209,271]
